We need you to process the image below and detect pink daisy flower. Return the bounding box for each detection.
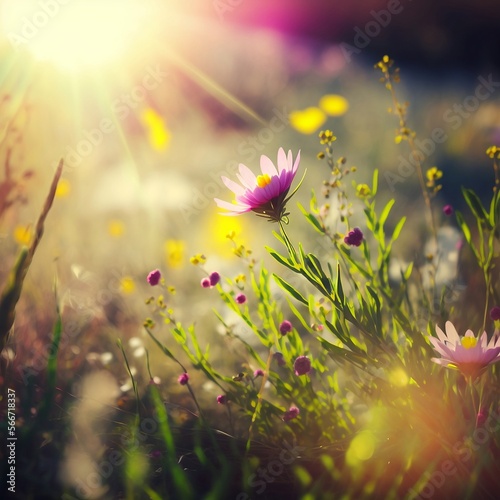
[429,321,500,379]
[214,148,302,223]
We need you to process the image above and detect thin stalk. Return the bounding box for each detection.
[245,349,273,453]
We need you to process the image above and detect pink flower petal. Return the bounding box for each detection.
[222,176,245,196]
[277,148,287,172]
[238,164,257,189]
[260,155,278,177]
[431,357,455,367]
[259,176,281,200]
[292,150,301,172]
[214,198,251,213]
[429,337,455,359]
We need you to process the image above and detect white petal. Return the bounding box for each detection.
[479,331,489,348]
[445,321,460,345]
[435,325,447,343]
[431,357,455,367]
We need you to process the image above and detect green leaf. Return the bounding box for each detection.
[304,253,333,294]
[403,261,413,281]
[273,274,308,305]
[489,190,500,229]
[372,169,379,197]
[456,211,479,260]
[305,213,326,234]
[287,296,313,332]
[298,199,325,233]
[335,263,344,304]
[462,187,491,229]
[391,216,406,242]
[339,246,372,279]
[379,199,396,229]
[266,247,300,273]
[145,327,177,362]
[37,303,63,424]
[319,338,368,367]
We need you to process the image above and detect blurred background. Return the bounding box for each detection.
[1,0,500,392]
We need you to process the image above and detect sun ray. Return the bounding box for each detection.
[164,49,267,127]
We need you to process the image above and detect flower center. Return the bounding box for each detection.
[256,174,271,188]
[461,336,477,349]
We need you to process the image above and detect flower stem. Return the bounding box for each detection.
[186,382,206,422]
[279,220,296,259]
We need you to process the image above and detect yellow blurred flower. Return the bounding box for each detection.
[426,166,442,180]
[319,94,349,116]
[165,239,185,269]
[119,276,136,294]
[55,178,71,198]
[235,273,246,284]
[13,225,32,245]
[486,145,500,159]
[108,219,125,238]
[141,107,171,151]
[190,253,206,265]
[319,129,336,145]
[356,184,371,198]
[289,107,326,134]
[426,166,443,188]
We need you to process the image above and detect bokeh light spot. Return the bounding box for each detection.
[346,431,375,466]
[13,225,33,246]
[165,240,185,269]
[141,108,171,151]
[319,94,349,116]
[119,276,136,294]
[55,178,71,198]
[108,220,125,238]
[389,367,409,387]
[289,107,326,134]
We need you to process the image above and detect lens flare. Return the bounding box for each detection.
[1,0,145,72]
